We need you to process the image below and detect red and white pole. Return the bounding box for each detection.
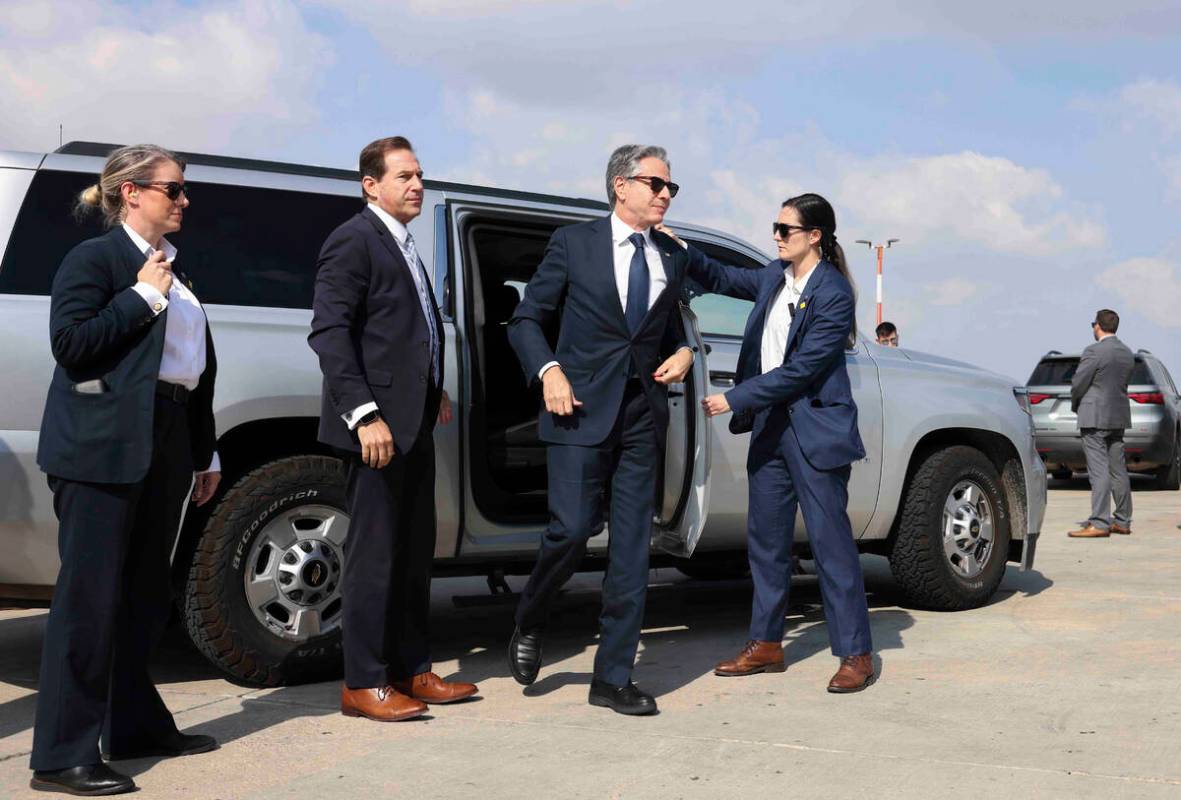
[875,245,884,325]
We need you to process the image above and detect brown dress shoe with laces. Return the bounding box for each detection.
[341,685,427,721]
[827,653,875,693]
[1110,523,1132,535]
[392,671,479,704]
[1068,523,1110,538]
[714,640,785,677]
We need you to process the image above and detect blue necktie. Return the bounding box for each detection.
[404,233,440,385]
[625,232,649,335]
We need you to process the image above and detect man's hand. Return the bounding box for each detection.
[438,389,453,425]
[653,347,694,385]
[192,471,221,506]
[358,417,395,468]
[702,393,731,417]
[542,366,583,416]
[136,250,172,295]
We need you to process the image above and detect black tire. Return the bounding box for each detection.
[183,455,349,686]
[1050,468,1072,481]
[889,446,1012,610]
[673,553,750,580]
[1151,431,1180,491]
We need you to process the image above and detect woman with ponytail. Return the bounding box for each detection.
[660,192,876,694]
[30,145,220,796]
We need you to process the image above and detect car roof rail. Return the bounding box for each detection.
[52,141,609,211]
[1137,348,1153,355]
[1044,349,1062,356]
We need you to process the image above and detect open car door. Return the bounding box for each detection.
[652,302,711,558]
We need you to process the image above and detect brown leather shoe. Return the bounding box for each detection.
[1068,523,1110,538]
[714,640,785,677]
[1110,523,1132,535]
[392,672,479,704]
[341,685,427,721]
[827,653,875,693]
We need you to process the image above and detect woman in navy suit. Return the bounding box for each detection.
[663,193,876,693]
[30,145,220,796]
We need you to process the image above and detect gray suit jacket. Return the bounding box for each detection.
[1071,335,1134,430]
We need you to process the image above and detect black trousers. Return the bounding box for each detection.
[341,407,438,689]
[31,395,193,771]
[515,380,659,687]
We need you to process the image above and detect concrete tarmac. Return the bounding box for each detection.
[1,479,1179,799]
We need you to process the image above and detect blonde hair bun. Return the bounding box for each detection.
[78,184,102,207]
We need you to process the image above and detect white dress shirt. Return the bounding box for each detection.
[760,263,815,375]
[342,204,438,430]
[124,223,220,473]
[538,213,674,379]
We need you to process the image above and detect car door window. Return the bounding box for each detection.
[684,240,764,339]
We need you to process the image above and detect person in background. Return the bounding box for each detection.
[1068,309,1135,538]
[875,321,899,347]
[31,144,220,796]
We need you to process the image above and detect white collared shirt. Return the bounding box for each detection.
[760,262,815,375]
[537,213,669,379]
[124,223,219,473]
[342,204,439,429]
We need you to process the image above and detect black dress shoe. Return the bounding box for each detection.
[508,627,543,686]
[588,679,658,716]
[105,731,218,761]
[30,763,135,795]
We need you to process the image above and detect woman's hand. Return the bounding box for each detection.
[654,224,687,249]
[702,393,731,417]
[438,389,453,425]
[137,250,173,295]
[192,471,221,506]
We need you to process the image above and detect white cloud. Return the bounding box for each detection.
[0,0,331,155]
[1118,78,1181,138]
[924,277,980,306]
[1095,257,1181,329]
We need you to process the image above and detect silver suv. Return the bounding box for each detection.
[1,141,1046,685]
[1027,349,1181,489]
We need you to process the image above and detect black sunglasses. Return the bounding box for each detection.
[133,181,188,201]
[627,175,680,198]
[772,222,812,238]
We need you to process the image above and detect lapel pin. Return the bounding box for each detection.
[799,300,807,309]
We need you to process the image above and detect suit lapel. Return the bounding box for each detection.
[587,216,630,335]
[783,261,832,355]
[738,269,784,379]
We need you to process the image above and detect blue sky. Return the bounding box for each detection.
[2,0,1179,381]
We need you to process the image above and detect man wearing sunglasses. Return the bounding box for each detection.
[506,144,694,715]
[1068,309,1136,538]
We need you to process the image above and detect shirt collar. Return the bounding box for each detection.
[368,203,410,245]
[610,213,652,247]
[122,223,177,262]
[785,260,819,293]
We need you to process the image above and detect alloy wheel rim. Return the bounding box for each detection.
[941,480,994,579]
[242,504,349,642]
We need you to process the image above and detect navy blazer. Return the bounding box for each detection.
[37,227,218,483]
[686,247,865,470]
[508,216,688,447]
[308,207,444,455]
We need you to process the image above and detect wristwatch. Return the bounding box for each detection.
[357,409,382,427]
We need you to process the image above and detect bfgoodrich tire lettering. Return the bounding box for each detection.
[183,455,349,685]
[889,446,1011,610]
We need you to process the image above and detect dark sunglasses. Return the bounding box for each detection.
[627,175,680,198]
[133,181,188,201]
[772,222,812,238]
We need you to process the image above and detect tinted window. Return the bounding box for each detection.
[685,240,765,338]
[1028,357,1155,386]
[0,170,361,309]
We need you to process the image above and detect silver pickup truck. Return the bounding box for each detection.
[0,142,1046,685]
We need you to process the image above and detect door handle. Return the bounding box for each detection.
[710,371,735,387]
[667,390,685,398]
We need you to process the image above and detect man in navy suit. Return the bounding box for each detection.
[506,145,695,715]
[309,136,477,722]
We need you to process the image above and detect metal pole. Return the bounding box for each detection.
[876,245,884,325]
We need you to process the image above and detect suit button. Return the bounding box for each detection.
[420,375,426,383]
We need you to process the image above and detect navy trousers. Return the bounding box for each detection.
[516,380,658,687]
[31,395,191,771]
[746,408,872,656]
[341,404,437,690]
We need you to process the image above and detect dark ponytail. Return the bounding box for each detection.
[782,193,858,348]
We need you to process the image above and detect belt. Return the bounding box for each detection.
[155,381,190,404]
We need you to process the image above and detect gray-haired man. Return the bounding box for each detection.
[1068,309,1135,538]
[505,145,695,714]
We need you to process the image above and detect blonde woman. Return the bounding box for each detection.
[31,145,220,796]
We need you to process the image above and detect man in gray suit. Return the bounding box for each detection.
[1068,309,1135,538]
